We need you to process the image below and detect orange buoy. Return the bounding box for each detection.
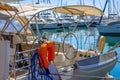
[46,41,55,61]
[39,43,48,68]
[39,41,55,68]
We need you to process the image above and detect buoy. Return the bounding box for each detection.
[97,36,106,52]
[39,41,55,68]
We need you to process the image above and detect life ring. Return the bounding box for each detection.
[97,36,106,52]
[39,41,55,68]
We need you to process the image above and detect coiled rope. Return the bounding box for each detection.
[30,53,53,80]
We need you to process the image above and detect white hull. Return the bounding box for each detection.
[30,22,72,30]
[72,52,117,80]
[48,51,117,80]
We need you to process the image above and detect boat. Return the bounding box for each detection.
[96,0,120,36]
[0,2,118,80]
[30,12,65,30]
[96,20,120,36]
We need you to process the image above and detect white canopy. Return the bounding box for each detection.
[52,5,103,16]
[11,3,103,16]
[0,0,22,3]
[0,3,103,19]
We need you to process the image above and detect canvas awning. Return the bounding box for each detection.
[0,2,103,19]
[11,4,103,16]
[52,5,103,16]
[0,0,22,3]
[0,2,18,19]
[0,2,18,11]
[10,3,55,16]
[9,4,103,16]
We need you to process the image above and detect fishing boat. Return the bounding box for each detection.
[0,2,119,80]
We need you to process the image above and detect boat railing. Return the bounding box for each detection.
[9,48,38,80]
[8,42,115,80]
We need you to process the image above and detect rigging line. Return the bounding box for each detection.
[53,11,66,32]
[1,6,18,32]
[2,13,18,32]
[17,1,30,33]
[14,1,37,46]
[99,0,103,10]
[112,0,117,14]
[10,21,19,32]
[107,41,120,52]
[53,61,62,80]
[84,16,92,49]
[14,1,36,35]
[17,13,36,35]
[1,19,10,32]
[17,0,38,34]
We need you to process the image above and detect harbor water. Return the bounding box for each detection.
[33,26,120,79]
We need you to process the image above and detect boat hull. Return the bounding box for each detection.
[72,51,117,80]
[96,25,120,36]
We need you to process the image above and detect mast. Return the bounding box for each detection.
[60,0,62,6]
[82,0,85,5]
[93,0,95,6]
[37,0,40,3]
[79,0,82,5]
[108,0,111,18]
[98,0,109,24]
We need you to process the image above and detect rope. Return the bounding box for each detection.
[30,53,53,80]
[108,41,120,52]
[53,61,62,80]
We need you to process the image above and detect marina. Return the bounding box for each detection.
[0,0,120,80]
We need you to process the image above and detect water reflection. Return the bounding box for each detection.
[105,36,120,46]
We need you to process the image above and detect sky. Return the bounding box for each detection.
[15,0,120,16]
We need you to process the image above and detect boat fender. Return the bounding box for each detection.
[97,36,106,53]
[39,41,55,69]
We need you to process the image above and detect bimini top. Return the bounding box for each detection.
[52,5,103,16]
[0,2,18,19]
[0,2,18,11]
[11,4,103,16]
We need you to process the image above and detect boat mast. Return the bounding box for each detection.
[37,0,40,4]
[79,0,82,5]
[108,0,111,19]
[98,0,109,24]
[61,0,62,6]
[82,0,85,5]
[93,0,95,6]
